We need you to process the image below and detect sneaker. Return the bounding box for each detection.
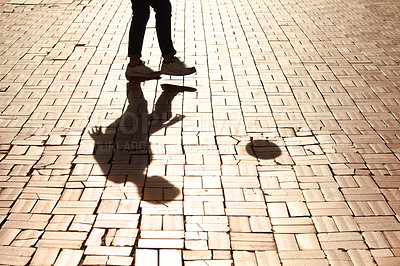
[125,61,161,79]
[161,57,196,76]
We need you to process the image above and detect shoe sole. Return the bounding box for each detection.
[161,68,196,76]
[125,72,161,79]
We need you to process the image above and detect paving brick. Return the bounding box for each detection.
[138,238,184,249]
[208,232,230,250]
[287,202,310,217]
[54,249,83,266]
[112,229,139,246]
[85,228,105,246]
[141,201,183,215]
[307,202,352,216]
[46,215,74,231]
[135,249,157,266]
[94,214,140,229]
[0,228,20,245]
[225,201,267,216]
[31,200,57,214]
[31,247,60,266]
[383,231,400,247]
[347,249,375,266]
[52,201,97,215]
[254,250,280,265]
[97,200,119,214]
[363,231,391,249]
[271,217,315,234]
[233,251,257,265]
[140,215,163,231]
[318,232,367,250]
[230,232,275,251]
[229,216,251,232]
[275,234,299,251]
[183,250,212,260]
[10,199,36,213]
[210,250,230,260]
[370,248,393,258]
[296,234,321,250]
[3,214,51,230]
[0,246,35,265]
[159,249,182,266]
[249,216,272,233]
[324,250,352,265]
[84,246,132,256]
[332,216,359,232]
[117,200,140,214]
[279,250,326,260]
[188,216,229,232]
[355,216,400,231]
[107,256,134,265]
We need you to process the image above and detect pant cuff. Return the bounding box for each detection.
[162,50,176,58]
[128,54,142,59]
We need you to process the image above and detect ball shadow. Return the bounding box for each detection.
[246,139,282,160]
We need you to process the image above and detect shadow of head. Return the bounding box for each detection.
[141,175,181,203]
[246,139,281,159]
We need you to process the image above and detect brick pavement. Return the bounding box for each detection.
[0,0,400,264]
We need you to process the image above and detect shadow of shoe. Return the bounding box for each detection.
[161,83,197,93]
[246,139,282,160]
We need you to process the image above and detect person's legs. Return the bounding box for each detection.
[127,0,195,77]
[149,0,196,75]
[126,0,161,78]
[149,0,176,59]
[128,0,150,65]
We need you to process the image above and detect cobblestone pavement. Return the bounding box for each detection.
[1,0,400,264]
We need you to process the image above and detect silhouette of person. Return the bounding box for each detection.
[90,79,195,203]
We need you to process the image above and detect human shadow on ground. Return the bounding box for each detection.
[90,78,196,203]
[246,138,282,160]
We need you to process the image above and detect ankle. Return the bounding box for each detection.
[163,55,175,64]
[129,58,141,67]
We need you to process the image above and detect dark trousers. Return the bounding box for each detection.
[128,0,176,58]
